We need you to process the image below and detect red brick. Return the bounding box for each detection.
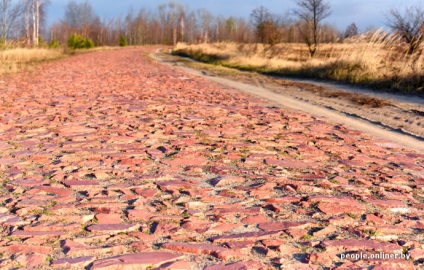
[91,252,185,269]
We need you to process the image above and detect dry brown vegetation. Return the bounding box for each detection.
[173,30,424,94]
[0,48,65,75]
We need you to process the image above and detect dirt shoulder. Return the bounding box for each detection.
[151,49,424,152]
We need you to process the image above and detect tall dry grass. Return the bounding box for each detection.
[0,48,65,75]
[173,29,424,94]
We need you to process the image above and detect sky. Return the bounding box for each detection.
[46,0,424,33]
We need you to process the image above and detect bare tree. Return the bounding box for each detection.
[20,0,49,46]
[64,0,97,36]
[158,1,184,45]
[344,22,358,38]
[250,6,286,45]
[250,6,271,43]
[385,4,424,54]
[293,0,331,57]
[0,0,23,42]
[198,9,213,43]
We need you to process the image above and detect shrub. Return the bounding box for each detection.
[119,35,128,47]
[37,36,49,48]
[48,38,60,49]
[68,33,94,49]
[84,38,94,49]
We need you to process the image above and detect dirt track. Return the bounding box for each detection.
[152,50,424,153]
[0,47,423,269]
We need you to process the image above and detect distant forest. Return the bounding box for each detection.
[1,0,423,54]
[2,0,349,47]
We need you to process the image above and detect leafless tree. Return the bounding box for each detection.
[293,0,331,57]
[250,6,271,43]
[250,6,287,45]
[158,1,185,45]
[64,0,97,36]
[22,0,48,46]
[0,0,24,42]
[198,9,213,43]
[385,4,424,54]
[344,22,358,38]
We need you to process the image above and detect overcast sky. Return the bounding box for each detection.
[47,0,423,32]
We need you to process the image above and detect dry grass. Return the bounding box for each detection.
[173,30,424,94]
[0,48,65,75]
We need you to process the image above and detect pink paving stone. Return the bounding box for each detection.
[265,159,319,168]
[224,241,255,251]
[241,214,269,224]
[328,215,358,227]
[317,201,366,215]
[94,170,110,180]
[38,214,94,224]
[51,256,95,268]
[63,180,100,190]
[0,245,53,254]
[286,227,309,240]
[210,230,283,243]
[157,180,193,194]
[0,142,11,150]
[366,199,409,212]
[95,213,122,224]
[212,206,261,215]
[398,220,424,229]
[90,252,185,270]
[157,260,197,270]
[13,178,47,187]
[409,248,424,260]
[204,261,267,270]
[312,226,337,237]
[258,221,315,232]
[12,230,65,238]
[24,222,81,232]
[161,242,244,260]
[77,202,128,213]
[364,214,386,225]
[128,232,157,242]
[165,157,208,167]
[356,225,412,235]
[127,210,155,222]
[133,188,159,198]
[210,175,245,187]
[61,240,126,257]
[34,186,73,196]
[264,196,302,204]
[0,213,26,226]
[86,223,138,233]
[153,221,184,236]
[181,220,211,233]
[308,252,335,265]
[321,239,402,253]
[0,158,18,166]
[14,253,47,268]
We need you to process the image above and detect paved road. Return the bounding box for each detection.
[0,48,422,269]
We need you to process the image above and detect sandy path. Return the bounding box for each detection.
[151,50,424,153]
[0,47,422,269]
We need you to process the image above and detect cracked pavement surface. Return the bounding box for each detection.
[0,47,423,269]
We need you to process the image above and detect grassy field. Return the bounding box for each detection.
[0,48,65,75]
[173,30,424,95]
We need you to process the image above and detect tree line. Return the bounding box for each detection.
[49,0,344,48]
[2,0,424,57]
[0,0,47,46]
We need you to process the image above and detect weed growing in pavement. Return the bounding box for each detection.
[303,234,314,240]
[45,255,53,264]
